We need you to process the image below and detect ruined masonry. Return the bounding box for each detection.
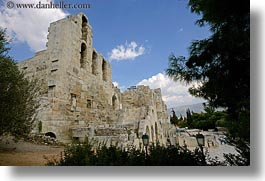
[18,13,170,148]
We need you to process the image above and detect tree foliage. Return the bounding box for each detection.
[166,0,249,125]
[223,139,250,166]
[186,108,193,127]
[166,0,250,158]
[0,28,39,139]
[170,109,179,126]
[167,1,249,164]
[178,107,228,131]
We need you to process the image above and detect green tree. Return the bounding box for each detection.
[183,109,228,131]
[203,102,215,115]
[167,0,249,127]
[179,114,183,121]
[186,108,193,127]
[170,109,179,126]
[166,0,249,165]
[0,28,39,139]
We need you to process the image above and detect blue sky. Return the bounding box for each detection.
[0,0,211,108]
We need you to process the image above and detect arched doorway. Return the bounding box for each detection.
[112,94,119,110]
[151,125,154,143]
[112,95,116,109]
[45,132,56,139]
[145,126,150,138]
[155,122,158,143]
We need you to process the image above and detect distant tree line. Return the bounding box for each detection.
[170,103,228,131]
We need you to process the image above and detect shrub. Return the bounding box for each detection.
[49,143,207,166]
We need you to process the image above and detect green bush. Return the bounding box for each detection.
[48,143,207,166]
[147,145,205,166]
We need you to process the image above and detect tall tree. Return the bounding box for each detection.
[166,0,249,165]
[170,109,178,126]
[166,0,249,137]
[186,108,193,127]
[0,28,39,139]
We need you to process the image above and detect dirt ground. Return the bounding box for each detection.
[0,137,64,166]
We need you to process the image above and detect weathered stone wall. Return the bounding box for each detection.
[18,13,170,147]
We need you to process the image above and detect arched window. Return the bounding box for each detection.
[82,16,88,27]
[81,16,88,41]
[102,59,107,81]
[145,126,150,139]
[92,51,97,75]
[80,43,87,68]
[112,95,117,109]
[151,125,154,143]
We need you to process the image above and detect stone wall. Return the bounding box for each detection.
[18,13,170,148]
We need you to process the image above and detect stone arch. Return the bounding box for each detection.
[145,126,150,138]
[155,122,158,143]
[81,15,88,41]
[102,59,107,81]
[80,43,87,68]
[151,125,154,143]
[45,132,56,139]
[92,51,97,75]
[82,15,88,27]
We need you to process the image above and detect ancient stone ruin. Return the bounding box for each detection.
[18,13,170,148]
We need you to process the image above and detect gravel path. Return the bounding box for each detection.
[0,137,64,166]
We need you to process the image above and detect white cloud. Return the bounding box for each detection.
[113,81,126,92]
[0,0,68,52]
[137,73,205,108]
[178,27,183,32]
[109,41,145,61]
[113,81,119,87]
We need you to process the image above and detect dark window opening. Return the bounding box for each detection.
[92,51,97,75]
[87,99,92,108]
[82,16,88,41]
[45,132,56,139]
[80,43,87,68]
[82,16,88,27]
[102,60,107,81]
[112,95,118,110]
[73,137,79,143]
[48,86,55,97]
